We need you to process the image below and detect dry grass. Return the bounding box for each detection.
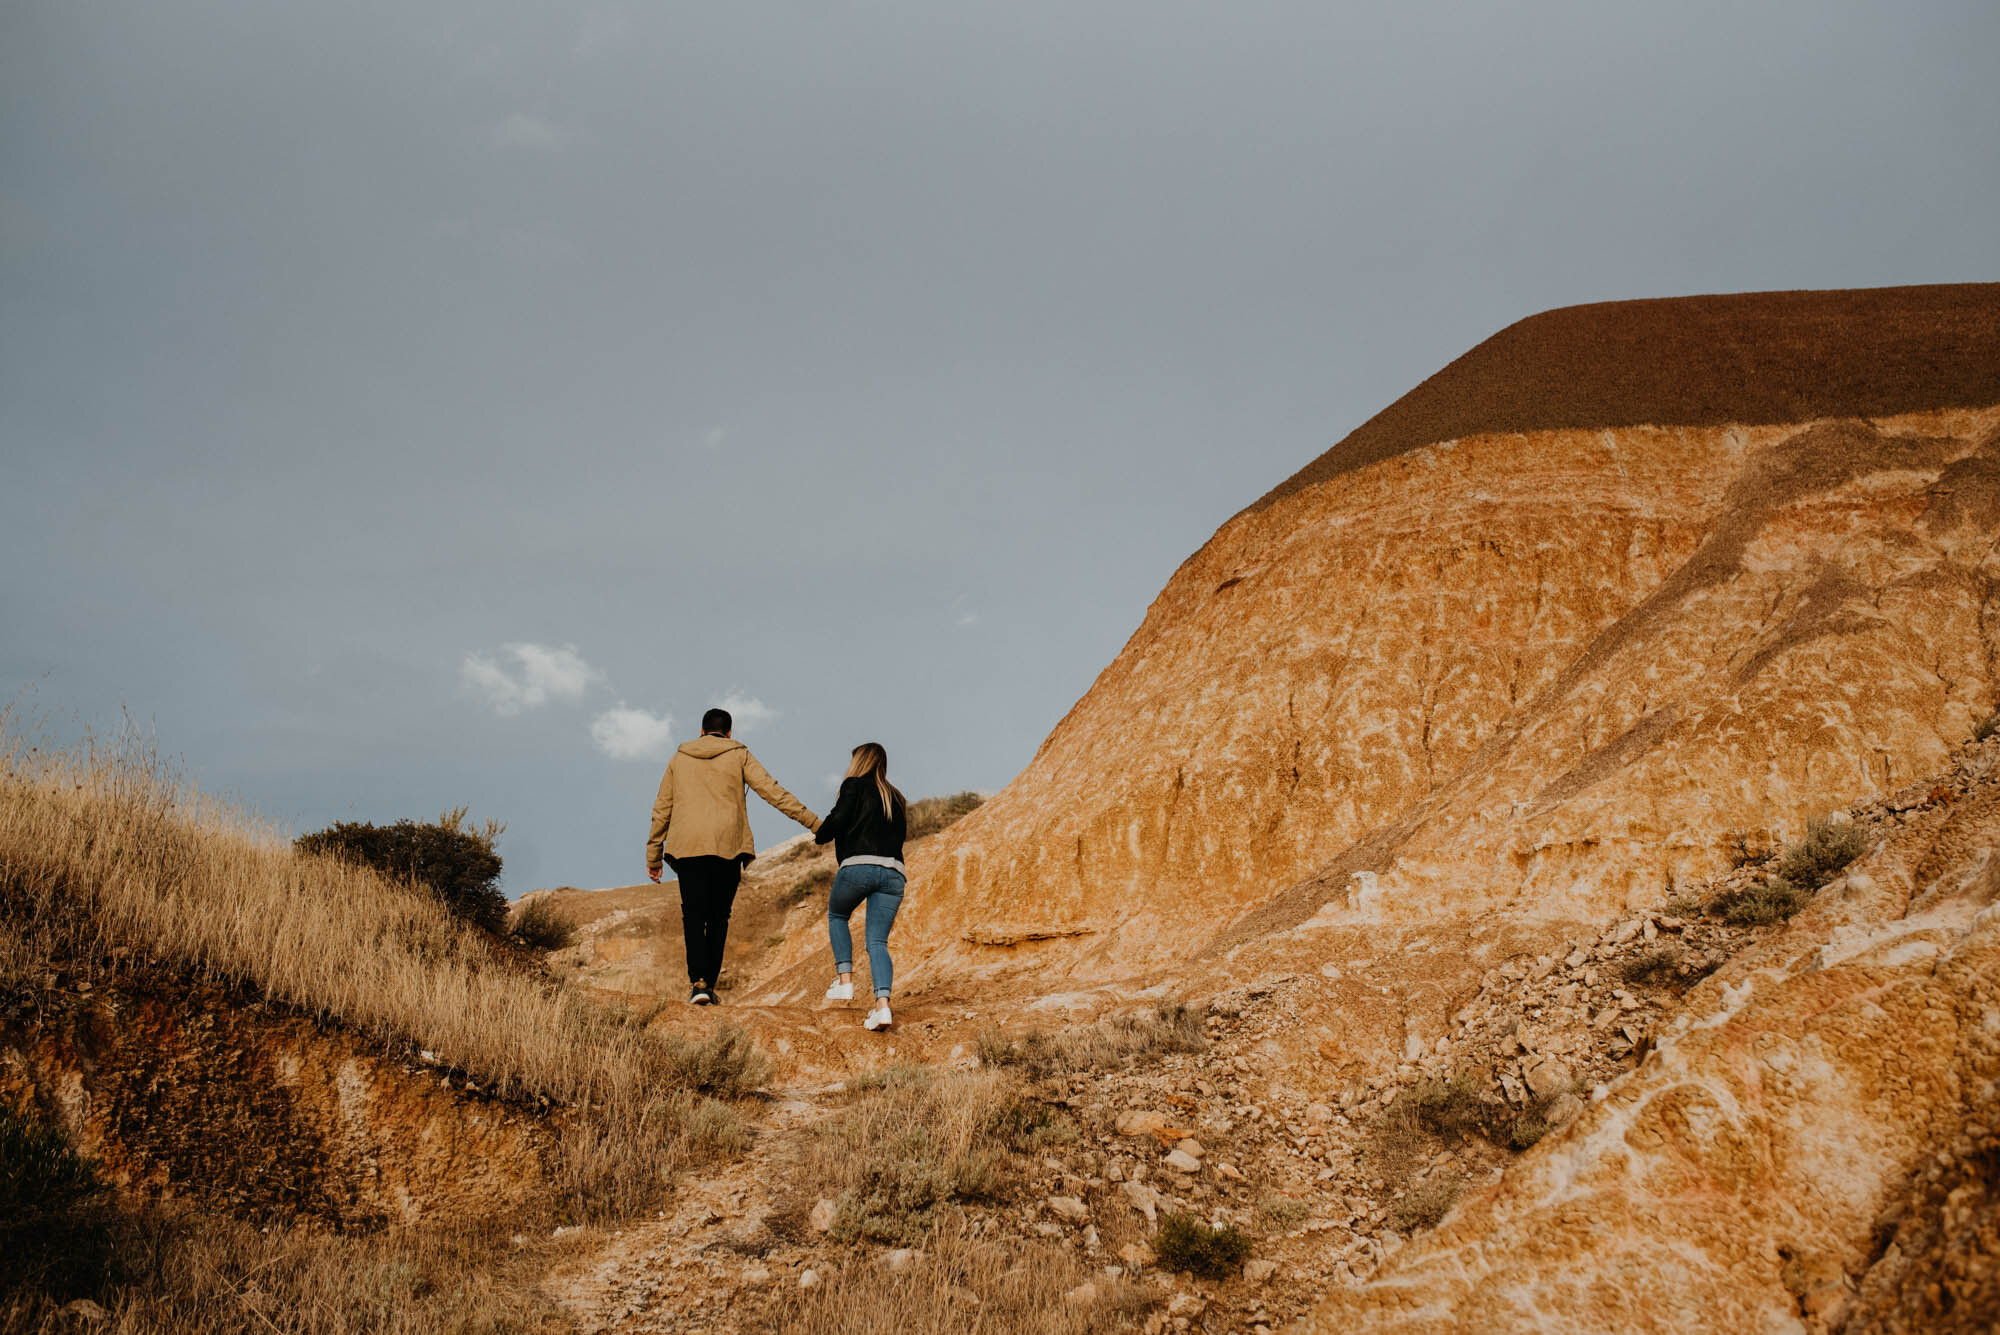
[1,1211,579,1335]
[767,1214,1156,1335]
[978,1003,1206,1079]
[905,791,985,842]
[1385,1173,1465,1234]
[799,1066,1010,1245]
[0,721,766,1234]
[507,897,576,952]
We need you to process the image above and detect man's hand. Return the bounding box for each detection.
[647,866,662,884]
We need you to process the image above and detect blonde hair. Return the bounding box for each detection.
[845,742,904,822]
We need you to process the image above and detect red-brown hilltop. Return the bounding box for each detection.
[1251,282,2000,511]
[882,281,2000,996]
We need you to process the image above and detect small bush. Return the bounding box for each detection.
[296,808,507,933]
[1976,713,2000,742]
[1385,1175,1463,1233]
[980,1004,1206,1079]
[905,791,985,841]
[0,1102,115,1298]
[1410,1073,1494,1142]
[985,1097,1077,1154]
[1713,876,1813,925]
[508,896,576,951]
[1619,946,1684,986]
[1154,1212,1252,1280]
[1662,892,1708,919]
[1774,816,1869,892]
[661,1024,771,1099]
[1256,1196,1310,1231]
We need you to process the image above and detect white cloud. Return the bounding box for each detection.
[492,113,568,151]
[717,691,777,732]
[591,704,677,760]
[461,642,602,715]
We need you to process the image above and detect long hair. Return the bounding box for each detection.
[845,742,904,822]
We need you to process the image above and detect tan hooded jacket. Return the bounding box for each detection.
[646,735,820,871]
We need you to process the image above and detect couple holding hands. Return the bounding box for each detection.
[645,706,904,1030]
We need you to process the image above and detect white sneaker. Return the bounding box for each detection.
[824,980,854,1002]
[863,1003,892,1031]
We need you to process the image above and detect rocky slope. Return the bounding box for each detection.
[900,283,2000,990]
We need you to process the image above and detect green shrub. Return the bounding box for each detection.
[296,807,507,933]
[1662,892,1708,919]
[0,1102,115,1298]
[507,897,576,951]
[1774,816,1869,892]
[905,791,985,841]
[1154,1212,1252,1280]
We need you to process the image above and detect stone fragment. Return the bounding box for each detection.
[883,1248,920,1273]
[1526,1060,1572,1099]
[1243,1259,1279,1284]
[1164,1149,1203,1173]
[799,1269,822,1290]
[1120,1241,1157,1267]
[1064,1281,1099,1307]
[1123,1180,1160,1223]
[1174,1137,1205,1158]
[1048,1195,1090,1220]
[809,1198,837,1232]
[1613,918,1644,944]
[1117,1109,1169,1137]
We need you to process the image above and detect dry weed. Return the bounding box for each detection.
[979,1003,1206,1079]
[767,1214,1153,1335]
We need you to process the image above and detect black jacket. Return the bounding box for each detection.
[815,777,907,864]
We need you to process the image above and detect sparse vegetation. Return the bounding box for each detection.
[1619,945,1684,986]
[1975,712,2000,742]
[771,1214,1153,1335]
[1256,1195,1311,1231]
[977,1003,1206,1078]
[1663,891,1708,919]
[1774,816,1869,892]
[1153,1211,1252,1280]
[0,1103,115,1301]
[1711,876,1814,925]
[507,895,576,951]
[905,791,985,841]
[985,1096,1078,1154]
[1409,1073,1493,1141]
[803,1066,1009,1245]
[784,865,834,905]
[0,722,769,1253]
[296,809,509,934]
[1385,1174,1464,1233]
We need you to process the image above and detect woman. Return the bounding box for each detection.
[815,742,907,1030]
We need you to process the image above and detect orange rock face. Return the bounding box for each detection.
[902,285,2000,990]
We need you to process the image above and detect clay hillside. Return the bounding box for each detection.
[879,281,2000,991]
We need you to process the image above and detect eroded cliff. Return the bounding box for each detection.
[902,284,2000,989]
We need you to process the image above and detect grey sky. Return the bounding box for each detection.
[5,1,1996,893]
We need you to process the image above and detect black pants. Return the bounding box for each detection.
[672,855,742,990]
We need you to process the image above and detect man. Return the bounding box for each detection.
[646,706,820,1004]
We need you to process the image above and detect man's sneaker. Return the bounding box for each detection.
[863,1003,893,1031]
[824,980,854,1002]
[690,986,713,1006]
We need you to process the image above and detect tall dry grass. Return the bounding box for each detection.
[0,718,764,1226]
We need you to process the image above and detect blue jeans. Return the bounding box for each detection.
[827,864,905,999]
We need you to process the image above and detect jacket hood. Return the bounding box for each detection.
[678,735,746,760]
